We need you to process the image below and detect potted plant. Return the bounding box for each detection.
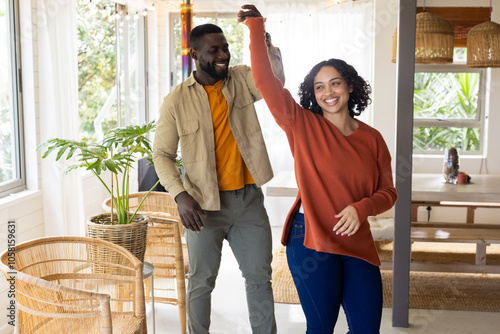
[37,121,158,261]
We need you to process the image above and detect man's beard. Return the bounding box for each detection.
[199,60,229,81]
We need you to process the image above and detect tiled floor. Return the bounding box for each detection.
[146,227,500,334]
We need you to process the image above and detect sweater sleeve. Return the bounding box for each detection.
[247,17,301,129]
[350,132,398,222]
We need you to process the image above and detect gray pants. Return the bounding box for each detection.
[185,184,276,334]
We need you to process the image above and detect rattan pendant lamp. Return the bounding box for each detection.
[392,1,454,64]
[467,0,500,68]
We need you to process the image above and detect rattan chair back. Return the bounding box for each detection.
[103,191,187,333]
[0,236,146,334]
[125,192,180,220]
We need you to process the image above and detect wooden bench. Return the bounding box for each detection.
[411,201,500,224]
[380,222,500,274]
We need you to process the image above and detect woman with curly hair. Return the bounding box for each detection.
[239,6,398,334]
[299,59,372,118]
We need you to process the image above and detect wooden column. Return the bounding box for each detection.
[392,0,416,328]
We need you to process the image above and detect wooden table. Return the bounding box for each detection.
[411,173,500,202]
[402,174,500,273]
[266,172,500,223]
[411,173,500,223]
[267,172,500,273]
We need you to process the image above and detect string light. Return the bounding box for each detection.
[266,0,354,24]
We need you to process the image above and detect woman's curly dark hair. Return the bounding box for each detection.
[298,59,372,118]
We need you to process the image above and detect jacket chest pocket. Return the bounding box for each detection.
[233,95,253,109]
[178,120,203,163]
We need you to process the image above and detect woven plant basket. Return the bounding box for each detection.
[467,20,500,68]
[87,213,149,263]
[102,191,182,234]
[415,12,454,64]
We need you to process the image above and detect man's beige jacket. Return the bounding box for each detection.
[152,45,285,211]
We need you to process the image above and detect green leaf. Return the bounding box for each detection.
[41,144,59,159]
[66,146,78,159]
[104,159,119,174]
[55,144,70,161]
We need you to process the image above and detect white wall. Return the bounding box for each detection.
[0,192,44,334]
[372,0,399,162]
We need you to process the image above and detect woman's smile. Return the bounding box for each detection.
[314,65,352,115]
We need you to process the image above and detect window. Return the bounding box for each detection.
[77,0,147,142]
[412,7,490,156]
[170,13,243,88]
[413,50,487,155]
[0,0,25,197]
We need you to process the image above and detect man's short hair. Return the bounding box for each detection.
[190,24,224,50]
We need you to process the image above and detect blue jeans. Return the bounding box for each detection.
[286,212,382,334]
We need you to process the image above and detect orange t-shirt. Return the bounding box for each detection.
[204,80,255,191]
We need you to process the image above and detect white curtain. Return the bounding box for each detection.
[37,0,85,236]
[147,9,160,122]
[241,1,374,226]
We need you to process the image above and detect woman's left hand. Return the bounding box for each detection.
[333,206,360,236]
[237,4,263,23]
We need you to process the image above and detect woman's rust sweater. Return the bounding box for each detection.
[248,18,398,266]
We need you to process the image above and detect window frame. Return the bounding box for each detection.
[0,0,25,198]
[76,2,149,141]
[413,63,488,156]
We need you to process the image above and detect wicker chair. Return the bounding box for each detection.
[103,191,188,333]
[0,236,146,334]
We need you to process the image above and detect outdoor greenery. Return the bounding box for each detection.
[77,0,116,141]
[413,71,480,152]
[77,2,246,138]
[37,121,158,224]
[218,17,244,66]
